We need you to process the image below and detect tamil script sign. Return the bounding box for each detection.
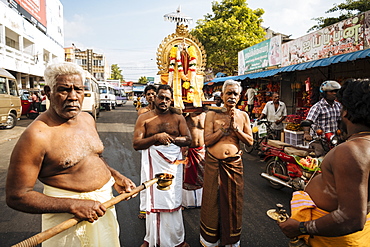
[281,11,370,66]
[237,11,370,75]
[238,35,281,75]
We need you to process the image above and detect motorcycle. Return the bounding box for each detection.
[260,121,342,190]
[260,140,321,190]
[300,120,342,157]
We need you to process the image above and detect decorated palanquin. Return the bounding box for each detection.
[157,24,207,109]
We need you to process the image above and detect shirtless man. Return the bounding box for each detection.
[6,62,135,247]
[137,85,156,115]
[182,111,206,208]
[279,78,370,246]
[137,85,156,219]
[200,79,253,247]
[133,84,191,247]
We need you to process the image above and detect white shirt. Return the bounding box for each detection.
[246,88,257,105]
[140,96,148,105]
[261,101,287,130]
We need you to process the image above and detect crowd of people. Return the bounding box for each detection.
[5,61,370,247]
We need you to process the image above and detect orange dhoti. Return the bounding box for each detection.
[291,191,370,247]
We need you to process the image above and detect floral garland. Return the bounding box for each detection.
[168,46,177,87]
[187,46,197,88]
[168,44,198,91]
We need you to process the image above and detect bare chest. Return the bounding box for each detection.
[213,112,244,130]
[187,118,203,129]
[145,116,180,137]
[44,127,104,169]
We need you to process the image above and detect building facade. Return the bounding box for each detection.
[64,46,110,81]
[0,0,65,90]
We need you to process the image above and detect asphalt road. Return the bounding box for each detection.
[0,102,293,247]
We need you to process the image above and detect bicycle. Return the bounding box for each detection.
[242,119,278,154]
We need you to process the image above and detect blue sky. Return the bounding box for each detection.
[61,0,340,81]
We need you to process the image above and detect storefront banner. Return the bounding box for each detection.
[122,86,132,93]
[365,11,370,49]
[133,85,145,92]
[238,35,281,75]
[13,0,47,31]
[269,35,282,67]
[281,11,369,67]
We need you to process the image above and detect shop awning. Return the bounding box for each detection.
[204,75,241,84]
[204,48,370,85]
[246,68,281,79]
[279,48,370,72]
[204,71,277,84]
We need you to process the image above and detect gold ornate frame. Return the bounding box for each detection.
[156,24,207,75]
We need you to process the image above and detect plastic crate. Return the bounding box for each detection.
[284,129,304,146]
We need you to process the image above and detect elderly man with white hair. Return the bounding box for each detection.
[200,79,253,247]
[6,62,136,247]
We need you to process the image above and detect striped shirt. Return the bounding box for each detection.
[306,98,342,133]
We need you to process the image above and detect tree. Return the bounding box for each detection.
[309,0,370,32]
[109,64,124,81]
[190,0,265,76]
[138,76,148,84]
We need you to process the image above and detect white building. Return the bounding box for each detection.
[0,0,64,90]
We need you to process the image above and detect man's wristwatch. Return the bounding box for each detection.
[299,222,308,234]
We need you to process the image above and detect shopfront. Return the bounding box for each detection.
[205,10,370,124]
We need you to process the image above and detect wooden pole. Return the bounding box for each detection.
[12,178,159,247]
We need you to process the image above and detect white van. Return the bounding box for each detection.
[82,71,100,119]
[0,68,21,129]
[114,87,127,106]
[98,81,116,111]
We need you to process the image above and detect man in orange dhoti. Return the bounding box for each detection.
[288,191,370,246]
[279,78,370,247]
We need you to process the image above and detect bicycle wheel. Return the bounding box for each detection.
[243,142,254,153]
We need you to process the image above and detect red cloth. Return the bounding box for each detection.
[183,146,205,190]
[32,94,39,102]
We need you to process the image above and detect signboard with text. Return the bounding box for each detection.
[281,11,369,66]
[133,85,145,92]
[12,0,47,32]
[238,35,281,75]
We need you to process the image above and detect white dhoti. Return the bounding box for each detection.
[140,156,147,214]
[142,144,185,247]
[42,177,120,247]
[182,188,203,208]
